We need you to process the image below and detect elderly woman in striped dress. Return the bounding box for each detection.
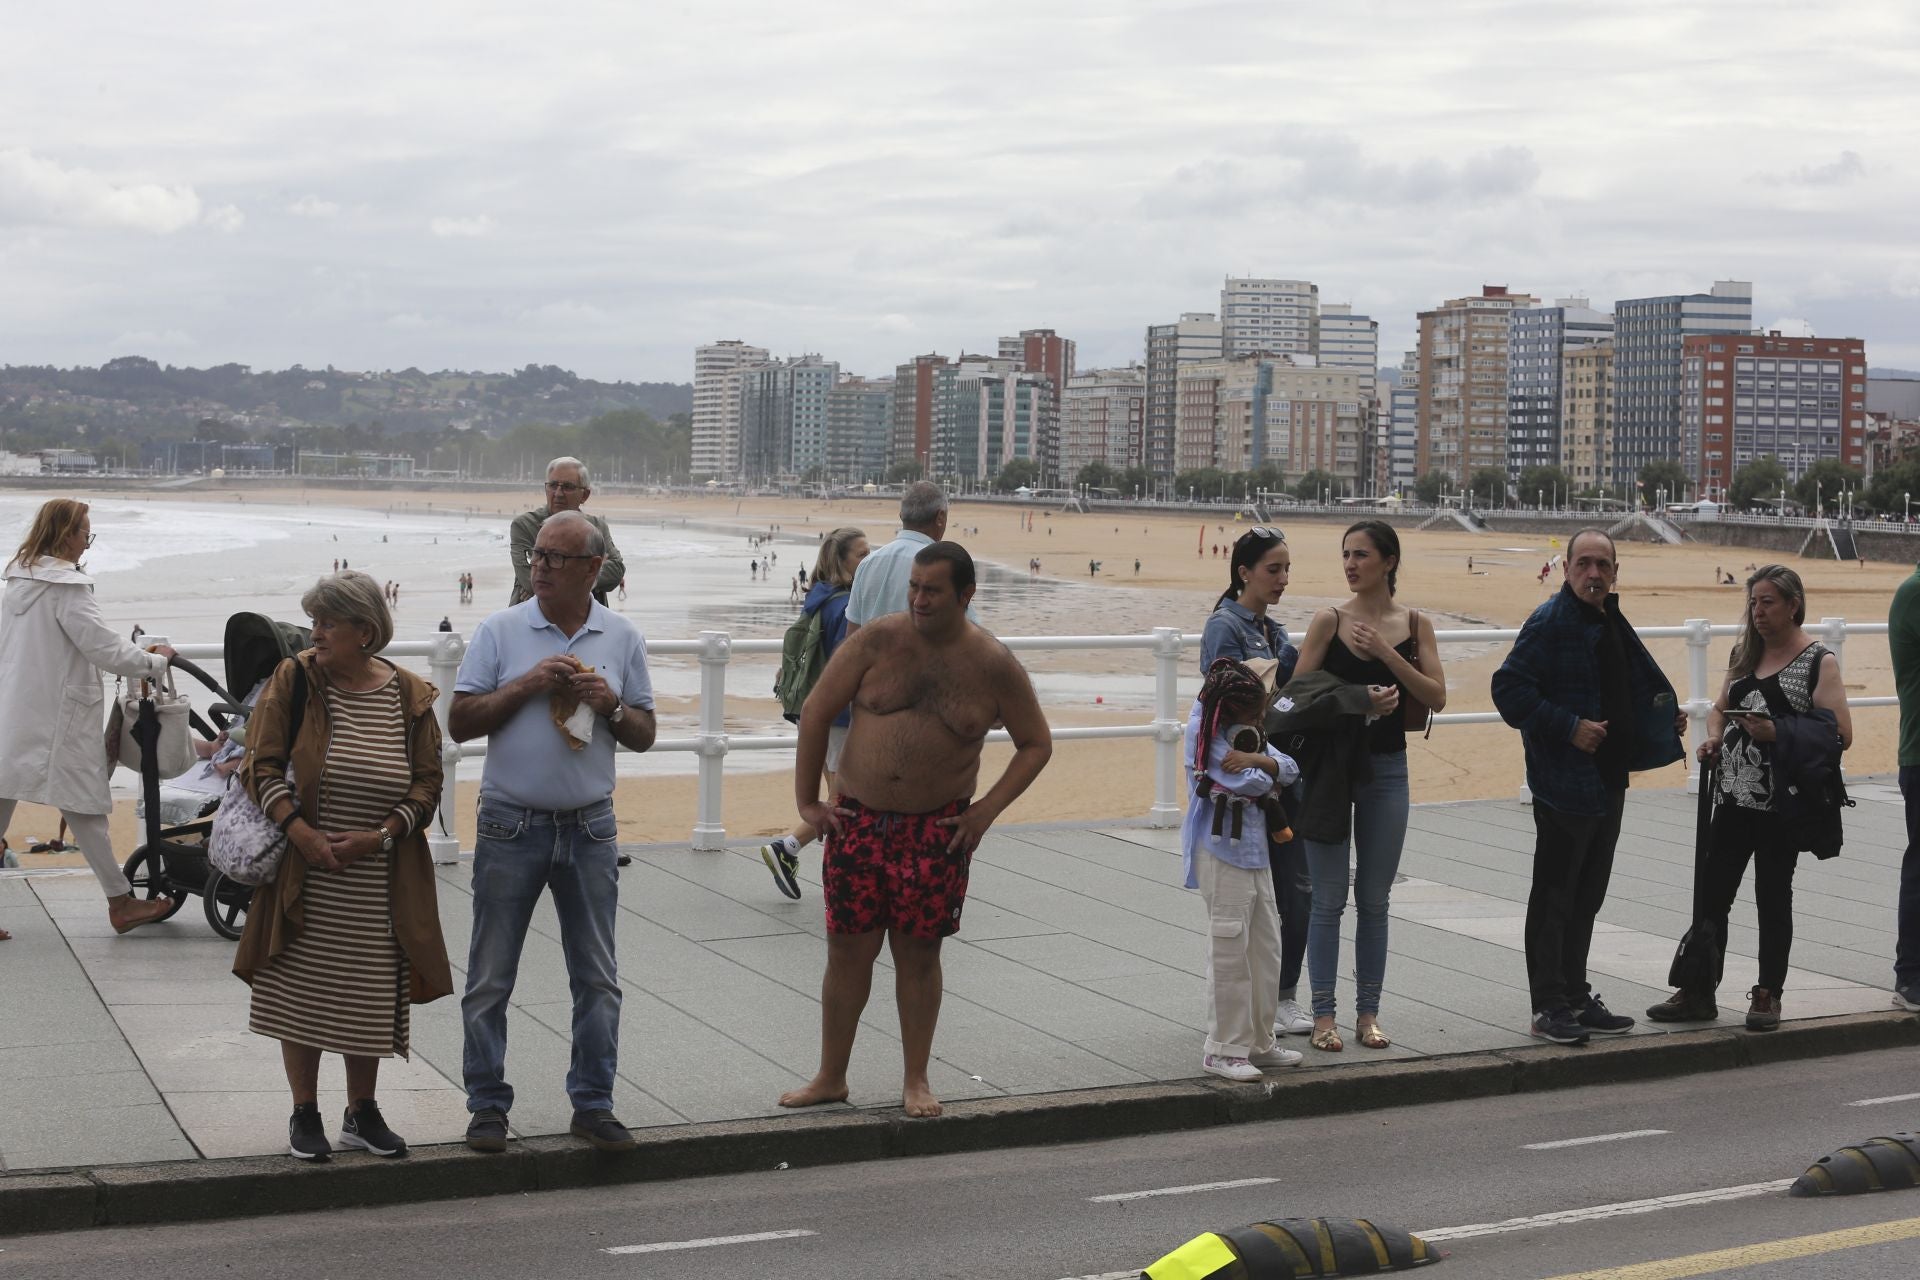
[234,571,451,1161]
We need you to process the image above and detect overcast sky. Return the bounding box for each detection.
[5,1,1918,385]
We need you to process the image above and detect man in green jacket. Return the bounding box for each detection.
[509,456,624,607]
[1890,564,1920,1011]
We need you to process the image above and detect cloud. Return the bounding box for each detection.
[288,195,340,218]
[385,312,430,330]
[204,203,245,234]
[429,214,496,238]
[1754,150,1867,187]
[1139,137,1541,220]
[0,147,201,233]
[109,327,195,350]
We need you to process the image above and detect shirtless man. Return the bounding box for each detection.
[778,541,1051,1117]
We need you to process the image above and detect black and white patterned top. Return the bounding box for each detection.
[1718,641,1828,812]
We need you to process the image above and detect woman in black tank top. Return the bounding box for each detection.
[1290,521,1448,1052]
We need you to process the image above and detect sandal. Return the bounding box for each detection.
[1310,1025,1343,1052]
[1357,1020,1391,1049]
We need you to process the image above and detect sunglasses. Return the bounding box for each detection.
[1238,527,1285,543]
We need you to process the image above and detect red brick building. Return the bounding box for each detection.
[1681,332,1867,501]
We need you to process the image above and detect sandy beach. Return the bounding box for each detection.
[3,482,1908,863]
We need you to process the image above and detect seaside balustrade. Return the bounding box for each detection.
[168,618,1894,861]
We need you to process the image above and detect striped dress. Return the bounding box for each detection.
[250,673,428,1058]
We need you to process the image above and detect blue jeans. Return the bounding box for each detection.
[462,799,622,1115]
[1899,767,1920,991]
[1304,751,1410,1018]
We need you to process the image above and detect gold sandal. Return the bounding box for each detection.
[1357,1021,1391,1049]
[1310,1026,1343,1052]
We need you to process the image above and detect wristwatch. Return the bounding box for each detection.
[379,828,396,855]
[608,702,627,725]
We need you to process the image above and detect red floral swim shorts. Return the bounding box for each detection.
[823,795,973,939]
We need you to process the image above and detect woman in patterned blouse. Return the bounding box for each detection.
[1650,565,1851,1031]
[234,571,451,1161]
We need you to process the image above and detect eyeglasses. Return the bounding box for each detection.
[545,480,585,495]
[1238,527,1285,543]
[525,548,597,569]
[82,532,97,549]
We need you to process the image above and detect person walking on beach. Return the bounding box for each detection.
[778,543,1050,1117]
[1182,658,1304,1080]
[757,527,869,899]
[1648,566,1851,1030]
[234,571,450,1161]
[1492,530,1685,1046]
[450,511,657,1153]
[1890,563,1920,1013]
[0,499,181,937]
[508,457,624,608]
[1201,527,1311,1037]
[1290,521,1447,1052]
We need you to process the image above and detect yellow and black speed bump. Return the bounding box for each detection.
[1790,1132,1920,1197]
[1142,1217,1438,1277]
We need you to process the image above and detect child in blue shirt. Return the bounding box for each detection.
[1183,658,1304,1081]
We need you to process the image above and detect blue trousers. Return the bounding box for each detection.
[1303,752,1410,1018]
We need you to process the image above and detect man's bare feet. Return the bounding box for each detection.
[108,895,175,934]
[777,1076,850,1109]
[902,1081,942,1118]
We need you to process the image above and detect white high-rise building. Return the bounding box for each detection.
[1144,312,1224,481]
[1317,305,1379,399]
[1221,277,1319,359]
[692,340,769,479]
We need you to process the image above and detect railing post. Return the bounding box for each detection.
[1149,627,1185,827]
[1818,616,1847,667]
[428,630,466,863]
[691,629,731,850]
[1684,617,1712,796]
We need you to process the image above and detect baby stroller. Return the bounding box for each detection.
[119,612,311,940]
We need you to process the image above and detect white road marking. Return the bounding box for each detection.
[1522,1128,1670,1150]
[1413,1177,1796,1242]
[1058,1273,1139,1280]
[1848,1092,1920,1107]
[1088,1176,1280,1203]
[602,1229,817,1255]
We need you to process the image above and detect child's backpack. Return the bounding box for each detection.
[773,589,849,723]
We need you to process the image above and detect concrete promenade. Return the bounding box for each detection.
[2,776,1914,1210]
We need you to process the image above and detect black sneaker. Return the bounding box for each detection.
[1646,988,1719,1022]
[759,839,802,900]
[1529,1008,1591,1045]
[465,1107,509,1153]
[1745,985,1782,1032]
[338,1099,407,1157]
[288,1101,332,1161]
[1574,992,1635,1035]
[570,1108,637,1151]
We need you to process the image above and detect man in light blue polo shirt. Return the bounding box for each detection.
[846,480,978,633]
[448,511,656,1155]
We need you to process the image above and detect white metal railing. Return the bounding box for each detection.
[168,617,1895,857]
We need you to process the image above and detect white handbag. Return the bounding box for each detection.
[115,667,197,777]
[209,768,294,886]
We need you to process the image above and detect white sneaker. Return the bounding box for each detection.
[1202,1053,1262,1082]
[1273,999,1313,1036]
[1248,1043,1304,1068]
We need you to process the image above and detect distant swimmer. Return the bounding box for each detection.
[508,457,623,609]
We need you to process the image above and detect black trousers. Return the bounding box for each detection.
[1693,805,1801,997]
[1525,789,1626,1013]
[1269,833,1311,998]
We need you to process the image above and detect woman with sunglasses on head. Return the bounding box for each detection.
[1648,565,1850,1031]
[0,498,181,936]
[1200,527,1313,1037]
[1291,520,1446,1051]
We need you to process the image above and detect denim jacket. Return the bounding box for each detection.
[1491,584,1684,817]
[1200,600,1298,685]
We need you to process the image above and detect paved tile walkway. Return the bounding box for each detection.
[0,777,1905,1172]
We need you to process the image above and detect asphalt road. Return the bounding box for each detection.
[5,1048,1919,1279]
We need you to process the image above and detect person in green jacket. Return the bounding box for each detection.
[1890,564,1920,1011]
[508,456,624,607]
